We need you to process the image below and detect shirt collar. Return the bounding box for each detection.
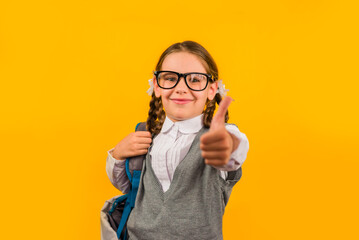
[161,114,204,134]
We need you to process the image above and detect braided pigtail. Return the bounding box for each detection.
[146,94,166,136]
[202,93,229,128]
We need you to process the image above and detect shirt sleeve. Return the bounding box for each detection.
[106,148,131,194]
[212,124,250,178]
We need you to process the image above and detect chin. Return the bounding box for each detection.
[173,116,187,121]
[168,113,188,122]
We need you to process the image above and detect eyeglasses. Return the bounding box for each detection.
[153,70,214,91]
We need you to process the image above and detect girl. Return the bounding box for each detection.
[106,40,249,239]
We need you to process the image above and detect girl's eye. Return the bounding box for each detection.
[165,77,177,82]
[161,73,178,82]
[190,78,200,83]
[188,75,205,83]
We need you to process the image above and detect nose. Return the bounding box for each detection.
[174,76,189,93]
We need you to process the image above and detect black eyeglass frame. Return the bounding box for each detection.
[153,70,215,91]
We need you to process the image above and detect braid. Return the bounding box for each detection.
[146,93,166,136]
[202,93,229,128]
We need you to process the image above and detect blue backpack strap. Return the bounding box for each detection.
[108,194,128,215]
[116,122,147,239]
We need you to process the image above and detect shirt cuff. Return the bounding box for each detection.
[106,148,130,194]
[108,148,126,162]
[107,148,125,178]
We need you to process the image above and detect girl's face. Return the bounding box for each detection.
[153,51,218,122]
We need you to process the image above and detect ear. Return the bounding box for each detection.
[207,81,218,101]
[153,77,161,98]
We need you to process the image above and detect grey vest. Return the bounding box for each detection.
[127,126,242,240]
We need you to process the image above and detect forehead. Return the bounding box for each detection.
[161,52,208,73]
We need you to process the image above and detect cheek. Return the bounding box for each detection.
[161,89,172,99]
[193,92,208,105]
[160,90,172,109]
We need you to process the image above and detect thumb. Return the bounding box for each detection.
[210,96,233,131]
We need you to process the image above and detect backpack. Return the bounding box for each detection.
[100,122,147,240]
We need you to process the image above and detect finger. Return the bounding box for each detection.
[200,142,228,151]
[135,131,152,138]
[204,159,227,167]
[134,143,151,150]
[135,137,152,144]
[200,129,227,145]
[126,148,149,158]
[210,96,233,131]
[202,150,229,160]
[132,149,148,156]
[215,96,233,121]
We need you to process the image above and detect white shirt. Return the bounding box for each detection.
[106,114,249,193]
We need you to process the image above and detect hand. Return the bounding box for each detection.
[112,131,152,160]
[200,96,240,167]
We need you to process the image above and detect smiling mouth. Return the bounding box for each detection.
[171,98,193,104]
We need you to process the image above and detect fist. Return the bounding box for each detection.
[112,131,152,160]
[200,96,240,167]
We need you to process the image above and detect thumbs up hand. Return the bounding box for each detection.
[200,96,240,167]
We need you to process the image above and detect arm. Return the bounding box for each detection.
[215,124,249,172]
[203,124,249,180]
[106,130,152,193]
[106,148,131,194]
[200,96,249,180]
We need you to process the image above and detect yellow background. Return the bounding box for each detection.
[1,0,358,239]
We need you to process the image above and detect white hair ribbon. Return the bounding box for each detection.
[216,79,229,97]
[147,78,154,96]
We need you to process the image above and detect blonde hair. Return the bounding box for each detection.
[146,40,229,135]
